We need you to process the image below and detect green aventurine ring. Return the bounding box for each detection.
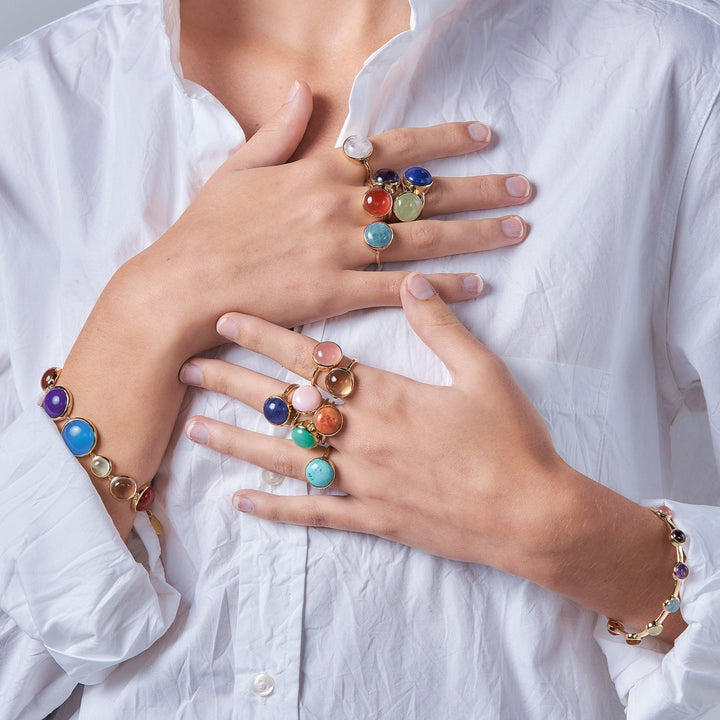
[305,454,336,489]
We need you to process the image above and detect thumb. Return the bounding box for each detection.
[226,80,313,170]
[400,272,489,380]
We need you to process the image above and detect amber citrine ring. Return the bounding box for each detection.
[311,341,357,399]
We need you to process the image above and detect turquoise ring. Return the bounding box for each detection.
[305,448,336,489]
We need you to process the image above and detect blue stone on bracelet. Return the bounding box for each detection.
[305,458,335,488]
[404,166,433,187]
[61,418,97,456]
[364,222,393,250]
[43,386,70,419]
[263,396,290,425]
[664,597,681,613]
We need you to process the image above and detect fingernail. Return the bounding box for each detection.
[501,215,525,239]
[505,175,531,198]
[186,420,209,445]
[407,273,435,300]
[233,495,254,513]
[217,315,239,340]
[462,274,485,296]
[469,122,491,143]
[285,80,300,103]
[179,362,203,386]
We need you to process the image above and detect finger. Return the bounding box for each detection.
[344,271,484,312]
[185,416,312,481]
[231,491,371,533]
[216,314,322,380]
[224,81,313,171]
[424,174,533,216]
[180,360,285,412]
[399,272,492,381]
[372,215,526,265]
[368,122,492,169]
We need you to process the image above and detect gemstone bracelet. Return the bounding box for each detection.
[40,367,162,534]
[606,506,687,644]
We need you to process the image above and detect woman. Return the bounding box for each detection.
[1,0,719,718]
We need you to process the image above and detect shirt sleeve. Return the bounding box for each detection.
[0,306,181,711]
[593,90,720,719]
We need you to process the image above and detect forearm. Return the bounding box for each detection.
[57,261,191,539]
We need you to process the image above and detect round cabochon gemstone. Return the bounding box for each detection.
[674,562,689,580]
[314,405,343,436]
[404,166,433,188]
[90,454,112,478]
[325,368,355,398]
[110,475,137,501]
[670,529,686,544]
[313,341,343,368]
[292,426,318,449]
[363,188,393,217]
[364,222,393,250]
[61,418,96,456]
[41,367,59,391]
[305,458,335,488]
[664,597,681,613]
[373,168,400,185]
[393,192,423,222]
[135,486,156,512]
[43,386,71,419]
[343,135,373,161]
[263,396,290,425]
[291,384,322,413]
[646,623,664,636]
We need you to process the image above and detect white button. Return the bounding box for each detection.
[250,672,275,698]
[262,469,284,487]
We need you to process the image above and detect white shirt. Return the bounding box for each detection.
[1,0,720,718]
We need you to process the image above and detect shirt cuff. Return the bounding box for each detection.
[0,404,180,684]
[594,499,720,719]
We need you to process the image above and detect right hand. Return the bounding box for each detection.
[121,81,532,358]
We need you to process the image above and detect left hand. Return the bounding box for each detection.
[181,272,581,580]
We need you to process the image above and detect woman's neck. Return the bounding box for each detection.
[179,0,410,155]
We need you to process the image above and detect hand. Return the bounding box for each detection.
[124,81,532,357]
[181,272,567,574]
[181,274,687,640]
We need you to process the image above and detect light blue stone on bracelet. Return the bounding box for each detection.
[664,597,681,613]
[61,418,98,457]
[305,458,335,488]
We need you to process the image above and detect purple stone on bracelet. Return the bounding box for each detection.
[43,386,70,419]
[674,562,689,580]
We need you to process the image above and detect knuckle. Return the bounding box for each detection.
[303,502,327,527]
[273,452,300,479]
[387,128,418,157]
[410,222,440,254]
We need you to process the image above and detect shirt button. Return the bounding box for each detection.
[251,672,275,698]
[262,469,284,487]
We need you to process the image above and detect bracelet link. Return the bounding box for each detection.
[606,506,686,645]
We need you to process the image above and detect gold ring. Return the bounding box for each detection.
[305,446,336,489]
[343,135,374,183]
[311,342,357,398]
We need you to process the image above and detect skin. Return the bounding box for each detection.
[56,0,685,648]
[182,275,686,642]
[57,15,532,538]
